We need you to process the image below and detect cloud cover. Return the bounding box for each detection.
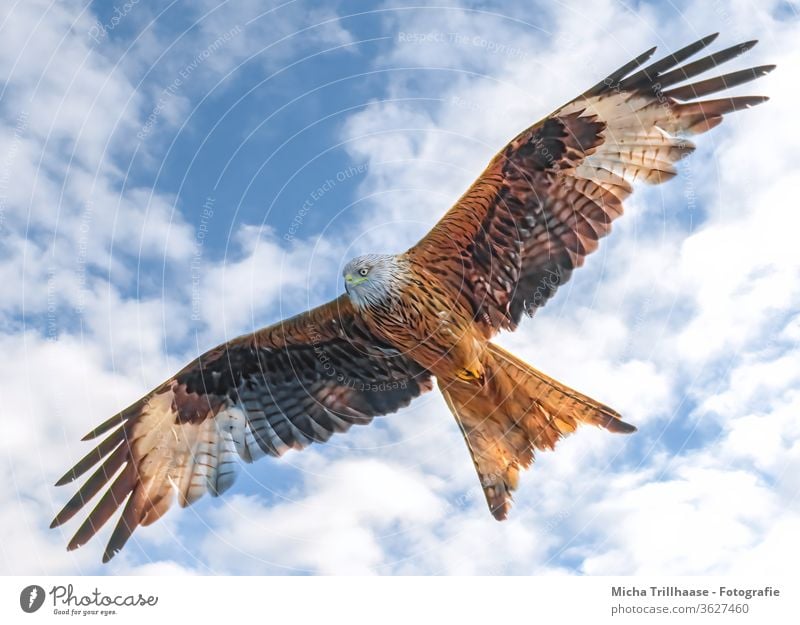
[1,0,797,575]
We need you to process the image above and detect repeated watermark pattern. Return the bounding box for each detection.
[46,266,58,341]
[138,25,243,141]
[191,195,215,322]
[87,0,140,45]
[74,200,94,315]
[284,163,368,242]
[0,110,29,233]
[398,31,531,61]
[306,319,411,392]
[450,94,486,113]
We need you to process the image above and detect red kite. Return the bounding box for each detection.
[52,33,772,562]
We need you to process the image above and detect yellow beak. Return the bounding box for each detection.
[345,274,367,286]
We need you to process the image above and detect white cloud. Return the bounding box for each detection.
[189,0,355,74]
[579,463,789,575]
[201,459,443,574]
[195,225,344,343]
[0,331,151,574]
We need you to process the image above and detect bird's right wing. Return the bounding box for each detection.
[51,294,432,562]
[408,34,773,334]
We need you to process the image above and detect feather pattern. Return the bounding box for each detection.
[51,296,432,561]
[408,34,773,331]
[52,34,771,561]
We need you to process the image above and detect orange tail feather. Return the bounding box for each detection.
[440,343,635,519]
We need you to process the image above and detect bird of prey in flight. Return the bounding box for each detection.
[52,34,773,562]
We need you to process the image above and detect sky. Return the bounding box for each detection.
[0,0,798,575]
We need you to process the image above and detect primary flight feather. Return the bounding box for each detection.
[52,33,773,562]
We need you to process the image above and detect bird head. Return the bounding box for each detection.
[342,253,401,308]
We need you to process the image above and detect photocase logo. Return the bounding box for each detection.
[19,585,45,613]
[16,584,159,616]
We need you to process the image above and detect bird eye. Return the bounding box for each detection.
[358,267,369,277]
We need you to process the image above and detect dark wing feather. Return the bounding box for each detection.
[408,34,773,333]
[51,295,432,562]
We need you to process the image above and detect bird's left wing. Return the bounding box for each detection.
[408,34,773,334]
[51,294,432,562]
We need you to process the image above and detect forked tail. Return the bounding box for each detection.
[439,343,635,519]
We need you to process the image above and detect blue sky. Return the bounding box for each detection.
[1,0,798,575]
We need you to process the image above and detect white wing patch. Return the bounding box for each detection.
[129,392,265,522]
[564,93,697,194]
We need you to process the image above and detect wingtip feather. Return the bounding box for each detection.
[606,418,637,434]
[489,499,510,521]
[55,472,75,487]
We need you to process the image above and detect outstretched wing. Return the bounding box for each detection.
[51,295,432,562]
[408,34,773,333]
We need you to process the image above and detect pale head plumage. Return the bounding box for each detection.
[342,253,406,309]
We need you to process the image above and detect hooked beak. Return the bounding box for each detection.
[345,273,367,287]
